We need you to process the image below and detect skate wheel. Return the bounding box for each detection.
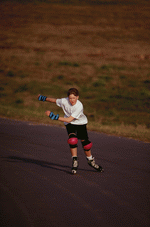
[72,169,77,174]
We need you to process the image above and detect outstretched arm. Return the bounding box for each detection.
[45,111,74,123]
[38,94,56,103]
[45,97,57,103]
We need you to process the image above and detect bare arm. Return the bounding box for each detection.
[58,116,74,123]
[45,97,57,103]
[45,111,74,123]
[39,95,74,123]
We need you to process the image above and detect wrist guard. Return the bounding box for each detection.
[49,112,59,120]
[38,95,47,102]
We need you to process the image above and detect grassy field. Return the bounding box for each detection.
[0,0,150,142]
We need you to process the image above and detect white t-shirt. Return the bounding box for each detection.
[56,97,88,125]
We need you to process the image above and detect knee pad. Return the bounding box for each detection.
[82,140,93,151]
[67,133,78,148]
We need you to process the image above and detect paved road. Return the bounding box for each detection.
[0,118,150,227]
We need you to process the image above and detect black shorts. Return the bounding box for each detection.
[66,124,89,140]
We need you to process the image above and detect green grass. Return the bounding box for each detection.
[0,1,150,142]
[0,60,150,142]
[58,61,80,67]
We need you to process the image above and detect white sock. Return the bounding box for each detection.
[86,155,93,160]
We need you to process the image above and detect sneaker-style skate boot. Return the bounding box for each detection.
[87,157,104,172]
[72,157,78,174]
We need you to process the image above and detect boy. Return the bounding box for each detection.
[38,88,104,174]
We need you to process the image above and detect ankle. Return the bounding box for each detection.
[72,156,77,160]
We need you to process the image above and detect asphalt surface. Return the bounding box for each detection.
[0,117,150,227]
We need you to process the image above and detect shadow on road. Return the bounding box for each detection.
[2,156,96,174]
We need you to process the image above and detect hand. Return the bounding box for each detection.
[45,110,51,117]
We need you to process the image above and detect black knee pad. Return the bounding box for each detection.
[67,133,78,148]
[82,140,93,151]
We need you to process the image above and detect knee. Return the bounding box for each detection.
[67,133,78,148]
[81,140,93,151]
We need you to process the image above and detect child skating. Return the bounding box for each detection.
[38,88,104,174]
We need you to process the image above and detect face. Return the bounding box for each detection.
[69,94,79,106]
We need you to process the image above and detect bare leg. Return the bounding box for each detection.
[84,149,92,157]
[70,147,77,157]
